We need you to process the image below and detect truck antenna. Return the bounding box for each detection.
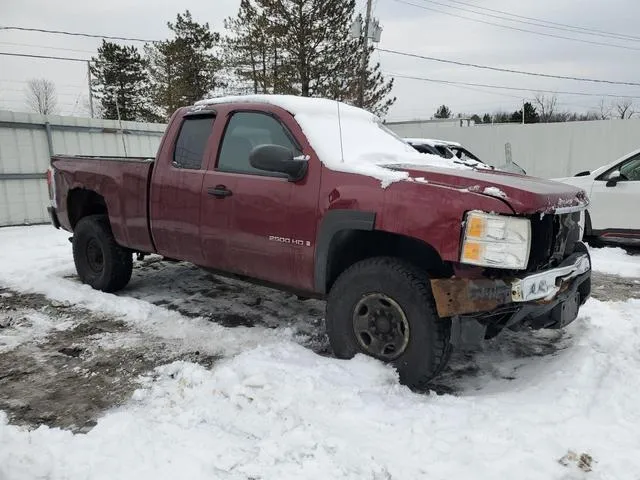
[114,101,128,158]
[336,99,345,163]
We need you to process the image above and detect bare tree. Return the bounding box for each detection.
[597,98,612,120]
[614,98,634,119]
[533,93,558,123]
[25,78,58,115]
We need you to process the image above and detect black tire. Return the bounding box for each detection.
[72,215,133,292]
[326,257,451,389]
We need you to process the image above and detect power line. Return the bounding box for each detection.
[442,0,640,43]
[414,0,640,44]
[386,72,640,99]
[0,26,160,43]
[0,41,96,54]
[0,51,89,63]
[391,0,640,52]
[376,47,640,87]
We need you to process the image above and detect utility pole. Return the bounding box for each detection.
[86,61,94,118]
[358,0,373,108]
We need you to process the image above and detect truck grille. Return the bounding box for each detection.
[527,212,582,272]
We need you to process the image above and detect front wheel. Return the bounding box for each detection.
[72,215,133,292]
[326,257,451,389]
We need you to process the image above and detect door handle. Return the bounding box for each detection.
[208,185,233,198]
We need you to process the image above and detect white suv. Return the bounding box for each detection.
[555,149,640,246]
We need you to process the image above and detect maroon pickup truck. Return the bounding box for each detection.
[47,95,591,388]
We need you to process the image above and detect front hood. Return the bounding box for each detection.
[394,164,588,214]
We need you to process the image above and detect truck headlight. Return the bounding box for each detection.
[460,211,531,270]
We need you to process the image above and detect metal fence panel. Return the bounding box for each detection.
[0,110,166,226]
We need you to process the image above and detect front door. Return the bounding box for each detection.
[201,110,319,289]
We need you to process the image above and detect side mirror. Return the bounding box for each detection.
[249,144,308,182]
[574,170,591,177]
[606,170,621,187]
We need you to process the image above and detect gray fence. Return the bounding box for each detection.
[387,118,640,179]
[0,110,166,226]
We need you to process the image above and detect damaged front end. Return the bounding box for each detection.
[431,208,591,346]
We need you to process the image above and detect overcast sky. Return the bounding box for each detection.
[1,0,639,121]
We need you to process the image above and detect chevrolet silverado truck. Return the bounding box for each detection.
[47,95,591,389]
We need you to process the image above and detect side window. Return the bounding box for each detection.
[619,155,640,181]
[173,116,215,170]
[217,112,300,175]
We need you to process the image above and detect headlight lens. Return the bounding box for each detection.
[460,211,531,269]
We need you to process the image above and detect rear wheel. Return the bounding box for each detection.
[72,215,132,292]
[326,257,451,389]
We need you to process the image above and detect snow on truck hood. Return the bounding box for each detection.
[197,95,475,187]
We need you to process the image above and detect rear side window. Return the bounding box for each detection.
[173,116,215,170]
[217,112,300,175]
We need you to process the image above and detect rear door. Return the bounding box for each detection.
[589,152,640,237]
[200,108,319,289]
[149,113,216,264]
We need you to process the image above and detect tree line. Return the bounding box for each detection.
[433,94,636,125]
[82,2,394,122]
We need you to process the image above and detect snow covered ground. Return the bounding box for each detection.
[0,225,639,480]
[588,245,640,277]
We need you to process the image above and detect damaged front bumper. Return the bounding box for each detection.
[431,251,591,318]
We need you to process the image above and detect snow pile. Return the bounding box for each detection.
[589,246,640,277]
[197,95,474,187]
[482,186,508,199]
[2,298,640,479]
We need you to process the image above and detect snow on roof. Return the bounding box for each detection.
[404,138,463,148]
[197,95,474,187]
[196,94,373,119]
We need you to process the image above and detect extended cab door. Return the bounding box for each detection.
[589,152,640,238]
[200,107,320,291]
[149,112,216,264]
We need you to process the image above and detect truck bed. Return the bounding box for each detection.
[51,155,156,254]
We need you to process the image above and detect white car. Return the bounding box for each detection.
[404,138,527,175]
[555,149,640,246]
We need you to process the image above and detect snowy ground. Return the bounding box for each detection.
[0,225,639,480]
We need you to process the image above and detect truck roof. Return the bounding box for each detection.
[196,94,372,120]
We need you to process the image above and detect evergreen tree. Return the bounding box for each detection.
[434,104,451,119]
[223,0,292,95]
[90,41,157,122]
[146,10,222,119]
[482,113,492,124]
[224,0,395,115]
[510,102,540,124]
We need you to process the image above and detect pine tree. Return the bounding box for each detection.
[434,105,451,119]
[510,102,540,124]
[224,0,395,115]
[146,10,222,119]
[223,0,292,95]
[90,41,157,122]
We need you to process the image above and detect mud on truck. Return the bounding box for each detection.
[47,95,591,389]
